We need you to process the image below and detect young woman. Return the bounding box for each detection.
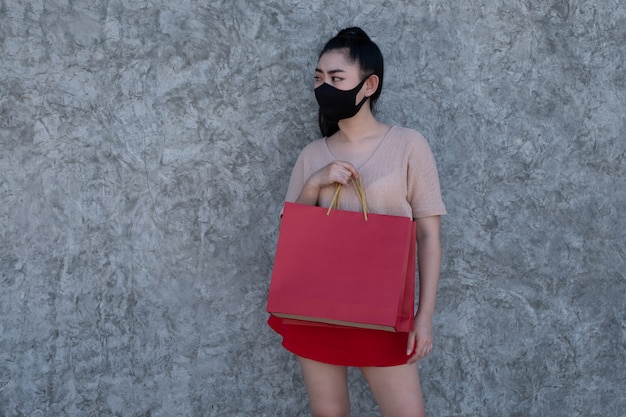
[269,27,446,417]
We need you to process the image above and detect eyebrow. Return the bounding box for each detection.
[315,68,347,74]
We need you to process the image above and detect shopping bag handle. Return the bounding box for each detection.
[326,175,369,221]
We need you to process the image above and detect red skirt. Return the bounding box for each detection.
[268,315,414,367]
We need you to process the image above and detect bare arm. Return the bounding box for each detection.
[406,215,442,363]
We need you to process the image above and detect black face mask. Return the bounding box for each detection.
[315,78,369,122]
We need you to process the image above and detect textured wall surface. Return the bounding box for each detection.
[1,0,625,416]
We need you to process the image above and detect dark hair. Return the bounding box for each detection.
[318,27,385,137]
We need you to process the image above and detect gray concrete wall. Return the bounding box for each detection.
[1,1,624,416]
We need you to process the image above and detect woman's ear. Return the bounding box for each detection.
[364,74,380,97]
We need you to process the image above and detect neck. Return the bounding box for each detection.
[336,106,382,143]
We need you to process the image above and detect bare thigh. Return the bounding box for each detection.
[360,363,425,417]
[297,356,350,417]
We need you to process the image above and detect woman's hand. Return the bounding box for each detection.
[295,161,359,205]
[312,160,359,187]
[406,315,434,364]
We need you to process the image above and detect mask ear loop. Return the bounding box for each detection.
[352,76,372,111]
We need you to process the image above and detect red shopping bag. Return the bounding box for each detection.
[267,180,416,333]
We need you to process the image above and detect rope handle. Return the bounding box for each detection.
[326,175,368,221]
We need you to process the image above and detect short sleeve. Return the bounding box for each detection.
[406,133,447,218]
[284,151,307,203]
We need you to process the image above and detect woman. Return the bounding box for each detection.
[269,27,446,417]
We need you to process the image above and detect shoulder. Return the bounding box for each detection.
[389,125,427,142]
[299,137,327,154]
[387,126,433,153]
[293,137,329,167]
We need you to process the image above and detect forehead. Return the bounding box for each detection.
[316,49,359,72]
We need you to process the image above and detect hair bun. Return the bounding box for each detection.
[336,27,371,41]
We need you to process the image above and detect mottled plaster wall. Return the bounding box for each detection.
[1,1,624,416]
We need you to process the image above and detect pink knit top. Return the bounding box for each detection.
[284,126,447,219]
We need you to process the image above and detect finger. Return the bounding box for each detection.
[345,164,359,179]
[339,168,356,185]
[406,332,417,356]
[327,169,347,185]
[329,163,351,181]
[417,343,433,360]
[411,338,431,360]
[407,351,421,365]
[336,171,351,185]
[407,345,431,364]
[336,161,359,178]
